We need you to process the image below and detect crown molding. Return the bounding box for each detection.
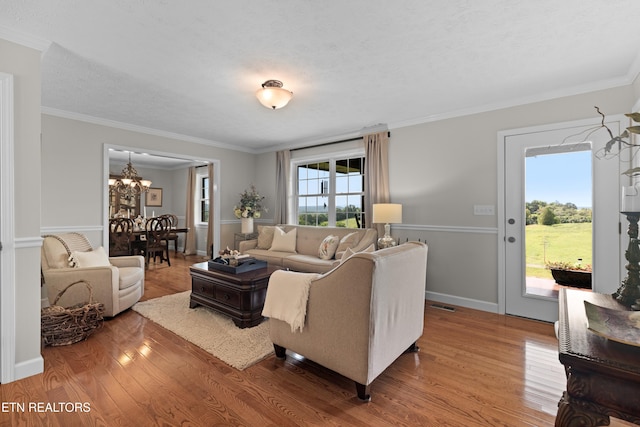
[0,25,51,52]
[41,107,256,154]
[387,75,633,131]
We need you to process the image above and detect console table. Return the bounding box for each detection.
[556,288,640,426]
[189,262,279,328]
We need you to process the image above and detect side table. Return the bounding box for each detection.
[555,288,640,426]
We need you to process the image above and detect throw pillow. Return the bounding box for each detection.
[317,235,340,260]
[335,232,361,259]
[257,225,276,249]
[69,246,111,268]
[340,243,375,264]
[269,227,297,252]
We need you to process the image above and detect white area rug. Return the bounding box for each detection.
[132,291,273,370]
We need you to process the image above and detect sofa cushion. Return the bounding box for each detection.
[335,232,361,259]
[340,243,376,263]
[283,254,340,274]
[70,246,111,268]
[244,248,291,267]
[270,227,297,252]
[257,225,277,249]
[318,235,339,260]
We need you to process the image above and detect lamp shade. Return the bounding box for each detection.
[256,80,293,109]
[372,203,402,224]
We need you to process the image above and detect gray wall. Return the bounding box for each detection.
[41,114,258,252]
[256,85,636,311]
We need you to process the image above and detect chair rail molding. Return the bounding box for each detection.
[393,223,498,235]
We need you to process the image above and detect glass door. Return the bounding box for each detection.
[502,118,624,322]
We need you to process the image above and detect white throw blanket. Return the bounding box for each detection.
[262,270,320,333]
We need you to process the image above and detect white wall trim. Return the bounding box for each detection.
[387,76,632,132]
[0,72,16,383]
[15,237,43,249]
[394,223,498,235]
[43,107,253,153]
[41,225,103,235]
[0,24,51,53]
[14,357,44,382]
[426,291,499,314]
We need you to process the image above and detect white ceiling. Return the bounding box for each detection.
[2,0,640,155]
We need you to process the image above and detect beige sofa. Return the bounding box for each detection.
[41,233,145,317]
[238,224,378,273]
[266,241,429,400]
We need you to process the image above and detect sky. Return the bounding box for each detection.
[525,151,592,208]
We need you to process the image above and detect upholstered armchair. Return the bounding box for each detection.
[41,233,145,317]
[265,241,428,401]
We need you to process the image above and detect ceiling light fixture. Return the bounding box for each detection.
[109,152,152,198]
[256,80,293,110]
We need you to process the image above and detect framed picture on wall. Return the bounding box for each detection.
[146,188,163,207]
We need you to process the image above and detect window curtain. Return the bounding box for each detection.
[206,163,215,258]
[184,166,197,255]
[364,131,390,236]
[274,150,290,225]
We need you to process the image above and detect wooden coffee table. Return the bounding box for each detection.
[189,262,279,328]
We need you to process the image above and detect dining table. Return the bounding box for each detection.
[129,227,190,258]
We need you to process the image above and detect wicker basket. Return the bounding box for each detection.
[41,280,105,346]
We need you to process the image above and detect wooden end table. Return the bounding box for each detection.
[556,288,640,426]
[189,262,279,328]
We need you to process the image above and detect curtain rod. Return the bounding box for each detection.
[290,131,390,152]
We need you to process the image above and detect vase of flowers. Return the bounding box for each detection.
[234,185,265,234]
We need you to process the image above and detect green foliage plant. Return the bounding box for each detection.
[545,260,592,272]
[538,206,556,225]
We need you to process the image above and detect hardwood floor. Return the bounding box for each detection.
[1,254,634,426]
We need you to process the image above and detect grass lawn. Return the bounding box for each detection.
[526,223,592,279]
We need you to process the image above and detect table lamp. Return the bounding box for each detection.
[372,203,402,249]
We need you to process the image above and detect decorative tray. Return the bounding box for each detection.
[584,300,640,347]
[208,257,267,274]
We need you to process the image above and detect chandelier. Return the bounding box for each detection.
[109,153,152,198]
[255,80,293,109]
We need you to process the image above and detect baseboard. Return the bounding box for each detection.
[425,291,498,313]
[13,356,44,382]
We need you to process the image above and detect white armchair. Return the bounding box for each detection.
[41,233,144,317]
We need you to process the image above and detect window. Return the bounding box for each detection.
[295,155,365,228]
[197,175,209,223]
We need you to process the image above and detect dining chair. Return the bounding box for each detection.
[144,216,171,267]
[109,217,135,256]
[160,214,180,256]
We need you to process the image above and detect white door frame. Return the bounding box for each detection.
[103,144,222,256]
[497,115,627,317]
[0,72,16,383]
